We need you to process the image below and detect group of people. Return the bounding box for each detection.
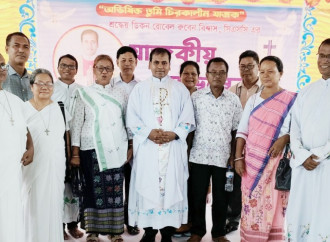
[0,31,329,242]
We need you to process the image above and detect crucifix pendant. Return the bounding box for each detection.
[158,88,168,126]
[45,129,50,135]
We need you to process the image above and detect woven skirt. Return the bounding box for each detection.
[80,149,124,235]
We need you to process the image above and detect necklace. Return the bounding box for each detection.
[34,99,51,136]
[0,90,14,126]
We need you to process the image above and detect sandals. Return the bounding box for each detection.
[108,234,124,242]
[173,223,191,238]
[63,230,69,240]
[127,225,140,235]
[87,233,99,242]
[68,227,84,238]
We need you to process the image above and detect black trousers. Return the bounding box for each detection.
[187,162,193,224]
[226,169,241,225]
[190,163,229,238]
[124,162,132,226]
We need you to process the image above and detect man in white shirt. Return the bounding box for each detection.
[126,48,195,242]
[188,57,242,242]
[226,50,261,234]
[51,54,83,240]
[112,46,139,95]
[286,38,330,241]
[52,54,81,111]
[111,46,140,236]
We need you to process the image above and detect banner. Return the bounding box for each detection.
[2,0,329,91]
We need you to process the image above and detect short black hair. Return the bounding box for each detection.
[318,38,330,51]
[179,61,200,76]
[260,55,283,73]
[30,68,54,85]
[6,32,30,46]
[58,54,78,70]
[206,57,229,73]
[239,50,259,64]
[149,48,171,62]
[117,46,137,59]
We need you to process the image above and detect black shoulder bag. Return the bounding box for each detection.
[275,144,291,191]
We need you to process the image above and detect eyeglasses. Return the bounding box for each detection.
[207,71,227,77]
[0,64,8,71]
[317,53,330,61]
[239,64,256,71]
[33,82,54,88]
[59,63,76,70]
[94,66,114,73]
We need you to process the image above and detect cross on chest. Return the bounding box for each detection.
[153,87,169,126]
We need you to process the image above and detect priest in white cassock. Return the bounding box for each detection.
[286,38,330,241]
[126,48,195,242]
[0,53,33,242]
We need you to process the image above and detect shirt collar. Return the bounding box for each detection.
[204,86,228,98]
[151,75,169,83]
[93,83,111,90]
[322,77,330,86]
[237,78,261,89]
[56,79,80,88]
[113,74,139,84]
[8,64,28,78]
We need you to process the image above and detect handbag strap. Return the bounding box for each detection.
[283,144,290,158]
[58,101,66,124]
[58,101,69,162]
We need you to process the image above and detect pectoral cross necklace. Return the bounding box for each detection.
[34,99,51,136]
[153,87,169,127]
[0,90,14,126]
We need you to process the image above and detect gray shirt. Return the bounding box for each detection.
[2,64,33,101]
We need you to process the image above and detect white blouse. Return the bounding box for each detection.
[71,83,127,150]
[236,91,292,140]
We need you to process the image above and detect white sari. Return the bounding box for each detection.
[22,102,66,242]
[0,91,26,242]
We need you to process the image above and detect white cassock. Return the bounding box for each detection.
[286,78,330,241]
[22,102,68,242]
[126,76,195,229]
[0,91,26,242]
[52,80,79,224]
